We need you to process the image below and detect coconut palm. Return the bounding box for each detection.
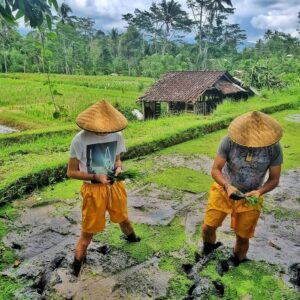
[110,28,119,58]
[123,0,192,55]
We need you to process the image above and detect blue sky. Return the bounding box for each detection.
[20,0,300,42]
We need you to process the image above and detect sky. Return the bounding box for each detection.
[21,0,300,43]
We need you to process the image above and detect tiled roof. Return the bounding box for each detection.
[139,71,245,102]
[215,80,247,95]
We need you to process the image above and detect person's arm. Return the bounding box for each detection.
[211,155,238,197]
[114,154,123,176]
[245,165,281,197]
[67,158,111,184]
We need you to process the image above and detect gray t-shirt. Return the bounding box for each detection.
[218,136,283,193]
[70,131,126,176]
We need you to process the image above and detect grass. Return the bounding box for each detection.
[0,277,24,300]
[271,109,300,170]
[201,259,299,300]
[157,109,300,171]
[38,179,81,200]
[146,167,213,193]
[0,204,18,271]
[1,101,299,201]
[0,73,154,128]
[95,217,187,263]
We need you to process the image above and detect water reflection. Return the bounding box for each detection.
[0,124,18,133]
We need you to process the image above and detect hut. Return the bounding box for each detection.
[138,71,251,120]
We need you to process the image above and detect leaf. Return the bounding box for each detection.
[48,0,59,12]
[53,89,63,96]
[46,14,52,30]
[15,9,24,19]
[53,111,60,119]
[0,4,15,24]
[47,32,57,40]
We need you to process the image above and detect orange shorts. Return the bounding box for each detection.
[204,182,262,239]
[80,181,128,233]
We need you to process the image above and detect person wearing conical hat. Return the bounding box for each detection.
[67,100,140,276]
[202,111,283,272]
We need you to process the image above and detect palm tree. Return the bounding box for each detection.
[150,0,192,55]
[264,29,273,40]
[110,28,119,58]
[206,0,233,27]
[201,0,233,68]
[54,3,76,74]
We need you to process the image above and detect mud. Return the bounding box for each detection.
[53,256,171,300]
[154,154,213,175]
[1,157,300,298]
[128,185,206,226]
[268,167,300,210]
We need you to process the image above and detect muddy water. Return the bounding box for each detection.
[286,114,300,123]
[0,124,18,133]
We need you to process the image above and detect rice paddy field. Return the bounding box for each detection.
[0,73,300,299]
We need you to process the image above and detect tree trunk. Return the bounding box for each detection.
[23,57,26,73]
[63,38,69,74]
[3,51,7,73]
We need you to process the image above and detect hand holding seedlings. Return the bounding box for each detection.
[107,169,141,184]
[229,188,263,206]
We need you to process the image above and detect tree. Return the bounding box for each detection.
[53,3,77,74]
[109,28,119,58]
[97,43,112,74]
[187,0,234,68]
[123,0,192,55]
[0,18,13,72]
[120,25,144,75]
[0,0,59,29]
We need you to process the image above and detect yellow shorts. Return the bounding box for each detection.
[204,182,262,239]
[80,181,128,233]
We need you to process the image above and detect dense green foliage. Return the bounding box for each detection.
[1,1,299,87]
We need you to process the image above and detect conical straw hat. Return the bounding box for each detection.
[76,100,128,133]
[228,111,283,147]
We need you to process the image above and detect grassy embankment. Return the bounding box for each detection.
[0,74,299,203]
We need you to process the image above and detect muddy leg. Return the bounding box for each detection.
[234,235,249,261]
[119,219,141,242]
[75,231,93,260]
[202,224,217,244]
[119,219,134,236]
[202,224,222,255]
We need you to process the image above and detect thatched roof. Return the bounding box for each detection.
[139,71,247,103]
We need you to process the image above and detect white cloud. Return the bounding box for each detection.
[65,0,188,31]
[251,11,298,33]
[18,0,299,40]
[232,0,300,37]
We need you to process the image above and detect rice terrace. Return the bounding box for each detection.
[0,0,300,300]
